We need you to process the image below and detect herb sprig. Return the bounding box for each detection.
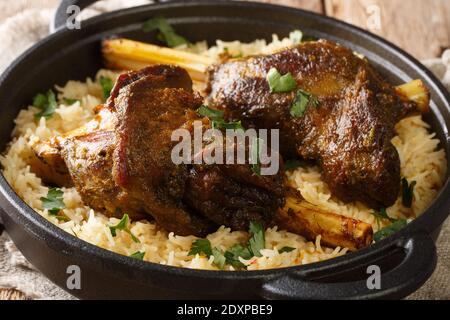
[109,214,140,243]
[130,251,145,260]
[266,68,320,118]
[197,105,244,131]
[371,208,408,242]
[41,188,65,215]
[401,178,416,208]
[266,68,297,93]
[290,89,320,117]
[188,221,273,269]
[143,17,190,48]
[99,76,113,101]
[33,90,58,119]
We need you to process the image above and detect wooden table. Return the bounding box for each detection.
[1,0,449,300]
[250,0,450,60]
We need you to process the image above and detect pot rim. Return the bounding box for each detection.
[0,0,449,281]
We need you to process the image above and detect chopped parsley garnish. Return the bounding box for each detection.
[197,105,224,120]
[33,90,57,119]
[130,251,145,260]
[251,137,264,175]
[371,208,408,242]
[284,159,303,171]
[224,244,252,268]
[374,219,407,242]
[290,89,320,117]
[188,238,213,256]
[266,68,297,93]
[188,239,226,269]
[212,248,226,269]
[289,30,303,44]
[401,178,416,208]
[248,221,265,257]
[197,105,244,131]
[266,68,320,117]
[143,17,190,48]
[188,221,266,269]
[109,214,140,243]
[279,246,296,253]
[99,76,113,101]
[40,188,65,215]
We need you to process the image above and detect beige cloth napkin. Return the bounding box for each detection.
[0,0,449,300]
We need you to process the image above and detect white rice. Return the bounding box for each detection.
[0,34,446,270]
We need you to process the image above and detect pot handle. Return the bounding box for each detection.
[262,232,437,299]
[51,0,97,32]
[51,0,169,32]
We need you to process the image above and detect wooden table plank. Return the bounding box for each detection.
[324,0,450,59]
[243,0,324,13]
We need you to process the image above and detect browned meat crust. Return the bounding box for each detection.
[207,40,416,208]
[37,65,285,236]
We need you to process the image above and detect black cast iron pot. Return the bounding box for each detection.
[0,0,449,299]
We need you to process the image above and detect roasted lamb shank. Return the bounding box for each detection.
[31,65,286,236]
[206,40,419,209]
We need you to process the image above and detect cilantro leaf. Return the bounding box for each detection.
[402,178,416,208]
[188,239,227,269]
[212,248,226,269]
[248,221,265,257]
[266,68,297,93]
[374,219,407,242]
[99,76,113,101]
[197,105,224,120]
[130,251,145,260]
[211,119,245,131]
[198,105,245,131]
[290,89,320,118]
[224,244,252,268]
[143,17,190,48]
[188,238,213,256]
[34,90,57,119]
[279,246,296,253]
[40,188,65,215]
[109,214,140,243]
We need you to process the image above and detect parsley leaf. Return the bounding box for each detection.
[33,90,57,119]
[197,105,224,120]
[40,188,65,215]
[143,17,190,48]
[130,251,145,260]
[188,238,213,256]
[224,244,252,268]
[374,219,407,242]
[109,214,140,243]
[284,160,303,171]
[290,89,320,117]
[402,178,416,208]
[188,239,227,269]
[212,248,226,269]
[99,76,113,101]
[279,246,296,253]
[248,221,265,257]
[197,105,245,131]
[266,68,297,93]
